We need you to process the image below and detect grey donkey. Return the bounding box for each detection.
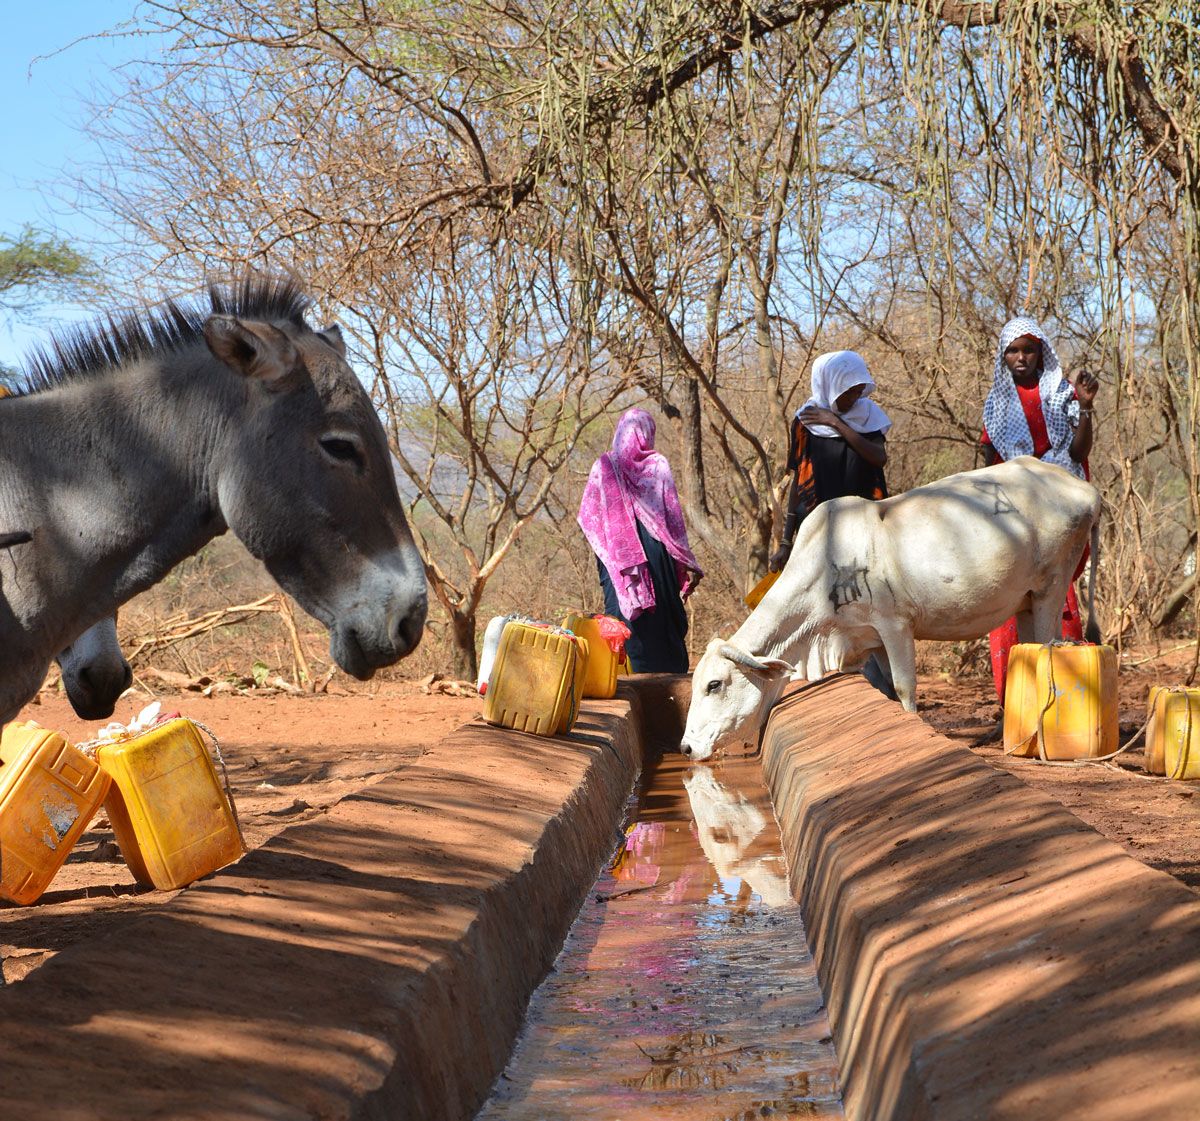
[0,538,130,721]
[0,277,427,725]
[56,617,132,721]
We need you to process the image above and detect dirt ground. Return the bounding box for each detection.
[4,643,1199,984]
[919,643,1200,892]
[0,680,478,982]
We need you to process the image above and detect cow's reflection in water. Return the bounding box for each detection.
[683,764,794,910]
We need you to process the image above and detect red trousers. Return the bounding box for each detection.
[990,550,1089,704]
[989,583,1084,703]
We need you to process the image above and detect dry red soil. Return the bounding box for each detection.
[920,645,1200,892]
[0,681,478,982]
[4,646,1198,984]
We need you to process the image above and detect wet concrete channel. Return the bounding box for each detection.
[478,748,842,1120]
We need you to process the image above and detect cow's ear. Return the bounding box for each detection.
[757,657,795,678]
[718,643,795,677]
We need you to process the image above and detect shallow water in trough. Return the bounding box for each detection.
[478,750,842,1120]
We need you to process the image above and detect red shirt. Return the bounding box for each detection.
[981,381,1088,479]
[981,382,1052,458]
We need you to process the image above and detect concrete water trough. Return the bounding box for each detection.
[1,674,1199,1119]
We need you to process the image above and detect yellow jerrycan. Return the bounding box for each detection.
[96,717,245,890]
[744,570,780,610]
[554,635,588,734]
[1004,643,1118,760]
[1145,686,1200,779]
[561,613,629,700]
[1002,644,1043,756]
[0,721,112,905]
[482,618,588,736]
[1145,685,1166,775]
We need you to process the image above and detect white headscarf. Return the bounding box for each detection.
[983,317,1083,478]
[798,350,892,438]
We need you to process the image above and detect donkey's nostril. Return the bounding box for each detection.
[680,742,693,757]
[392,599,428,657]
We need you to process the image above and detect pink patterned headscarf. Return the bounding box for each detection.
[577,408,703,620]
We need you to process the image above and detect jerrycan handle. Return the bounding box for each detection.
[1163,688,1197,781]
[191,719,244,838]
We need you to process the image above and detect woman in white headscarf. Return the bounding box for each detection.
[768,350,891,573]
[980,316,1100,702]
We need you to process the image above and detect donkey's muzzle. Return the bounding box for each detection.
[66,661,134,721]
[331,590,428,679]
[392,596,427,658]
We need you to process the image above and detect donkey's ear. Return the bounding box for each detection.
[203,315,301,387]
[317,324,347,357]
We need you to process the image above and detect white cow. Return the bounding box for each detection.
[680,457,1100,760]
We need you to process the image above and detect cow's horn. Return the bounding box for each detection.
[718,643,794,676]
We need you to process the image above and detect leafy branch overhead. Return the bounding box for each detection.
[138,2,1196,211]
[0,226,93,313]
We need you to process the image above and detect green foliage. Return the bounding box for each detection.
[0,226,94,313]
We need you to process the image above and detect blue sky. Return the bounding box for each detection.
[0,1,147,368]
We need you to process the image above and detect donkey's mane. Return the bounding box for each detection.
[18,275,311,395]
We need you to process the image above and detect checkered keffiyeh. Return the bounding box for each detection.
[982,316,1083,479]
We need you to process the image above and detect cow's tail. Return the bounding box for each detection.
[1084,515,1101,645]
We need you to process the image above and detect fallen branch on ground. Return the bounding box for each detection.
[124,595,279,665]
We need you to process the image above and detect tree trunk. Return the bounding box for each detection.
[745,506,774,589]
[1157,571,1199,630]
[448,608,479,681]
[677,377,710,517]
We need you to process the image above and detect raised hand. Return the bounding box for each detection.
[1074,370,1100,408]
[799,404,841,429]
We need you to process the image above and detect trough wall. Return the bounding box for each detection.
[763,673,1200,1121]
[0,677,687,1121]
[6,670,1200,1121]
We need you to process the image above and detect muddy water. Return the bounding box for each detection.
[478,750,842,1120]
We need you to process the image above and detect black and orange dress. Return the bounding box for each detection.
[785,415,888,532]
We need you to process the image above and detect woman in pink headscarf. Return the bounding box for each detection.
[577,408,703,673]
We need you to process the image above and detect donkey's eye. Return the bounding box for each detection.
[705,679,722,695]
[320,437,364,470]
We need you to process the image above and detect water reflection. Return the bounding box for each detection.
[683,765,794,909]
[608,760,794,911]
[476,751,842,1120]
